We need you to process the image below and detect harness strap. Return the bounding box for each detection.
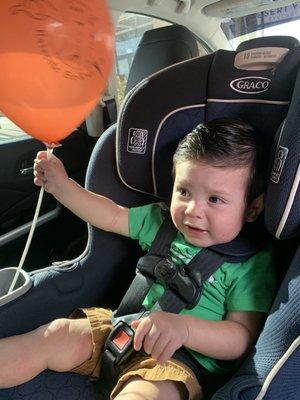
[113,212,177,319]
[114,211,231,318]
[151,248,226,313]
[113,273,153,318]
[148,211,178,256]
[151,288,186,313]
[102,209,259,390]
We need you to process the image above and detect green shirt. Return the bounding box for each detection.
[128,203,276,374]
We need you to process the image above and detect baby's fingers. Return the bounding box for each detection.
[156,340,175,365]
[33,169,46,186]
[34,176,43,186]
[36,151,48,161]
[143,324,160,355]
[131,320,141,330]
[133,318,152,352]
[151,333,169,362]
[34,162,45,173]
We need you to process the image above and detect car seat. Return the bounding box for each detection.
[125,24,199,95]
[0,35,299,400]
[99,23,199,128]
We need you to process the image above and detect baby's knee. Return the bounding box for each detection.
[113,377,187,400]
[35,318,77,358]
[39,318,91,349]
[37,318,93,372]
[39,318,71,342]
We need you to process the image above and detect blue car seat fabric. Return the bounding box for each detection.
[211,246,300,400]
[254,337,300,400]
[117,36,299,200]
[265,68,300,239]
[0,36,299,400]
[0,371,96,400]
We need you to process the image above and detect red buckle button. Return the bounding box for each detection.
[113,330,131,350]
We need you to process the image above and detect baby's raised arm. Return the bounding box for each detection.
[34,151,129,236]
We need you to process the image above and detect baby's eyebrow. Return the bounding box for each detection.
[174,179,189,186]
[211,190,233,198]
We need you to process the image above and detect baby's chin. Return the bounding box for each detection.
[182,232,215,248]
[182,230,239,248]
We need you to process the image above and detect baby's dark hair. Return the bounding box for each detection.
[173,118,267,204]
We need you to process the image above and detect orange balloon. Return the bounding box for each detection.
[0,0,114,142]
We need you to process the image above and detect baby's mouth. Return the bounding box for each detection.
[184,223,207,234]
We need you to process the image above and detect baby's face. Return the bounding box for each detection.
[170,160,251,248]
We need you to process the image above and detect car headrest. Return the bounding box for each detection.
[236,35,299,52]
[116,36,300,239]
[125,24,199,95]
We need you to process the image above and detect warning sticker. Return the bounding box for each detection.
[127,128,148,154]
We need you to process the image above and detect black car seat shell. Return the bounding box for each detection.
[125,24,199,95]
[0,35,299,400]
[96,24,200,135]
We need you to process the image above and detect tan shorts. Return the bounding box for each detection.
[70,307,202,400]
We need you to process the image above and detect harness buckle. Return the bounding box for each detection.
[103,321,136,370]
[154,258,177,282]
[137,254,202,308]
[103,309,149,375]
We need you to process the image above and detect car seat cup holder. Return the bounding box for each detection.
[0,268,32,307]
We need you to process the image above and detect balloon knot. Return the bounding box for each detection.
[43,141,61,149]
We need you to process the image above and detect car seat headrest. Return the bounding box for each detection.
[125,24,199,94]
[116,36,300,239]
[236,35,299,52]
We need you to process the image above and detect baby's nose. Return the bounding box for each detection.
[185,200,205,218]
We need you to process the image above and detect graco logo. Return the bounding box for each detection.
[230,76,271,94]
[127,128,148,154]
[271,146,288,183]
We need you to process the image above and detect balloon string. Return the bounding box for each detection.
[7,146,54,294]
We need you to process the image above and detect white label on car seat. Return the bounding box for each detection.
[230,76,271,94]
[271,146,288,183]
[127,128,148,154]
[235,47,289,70]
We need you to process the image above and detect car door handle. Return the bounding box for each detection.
[20,166,34,176]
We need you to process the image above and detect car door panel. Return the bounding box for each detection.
[0,127,94,270]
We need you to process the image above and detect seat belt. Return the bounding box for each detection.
[113,212,257,318]
[100,210,258,389]
[103,97,117,127]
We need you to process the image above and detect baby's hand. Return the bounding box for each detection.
[131,312,189,364]
[34,151,69,195]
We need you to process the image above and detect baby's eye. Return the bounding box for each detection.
[178,188,190,197]
[209,196,223,204]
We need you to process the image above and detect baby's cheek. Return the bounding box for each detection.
[214,221,242,243]
[170,208,181,228]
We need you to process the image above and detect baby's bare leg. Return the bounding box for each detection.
[0,318,92,388]
[113,377,188,400]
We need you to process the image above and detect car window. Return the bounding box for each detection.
[115,13,172,107]
[221,3,300,49]
[0,113,27,143]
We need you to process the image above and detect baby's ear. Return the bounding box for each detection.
[245,194,265,222]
